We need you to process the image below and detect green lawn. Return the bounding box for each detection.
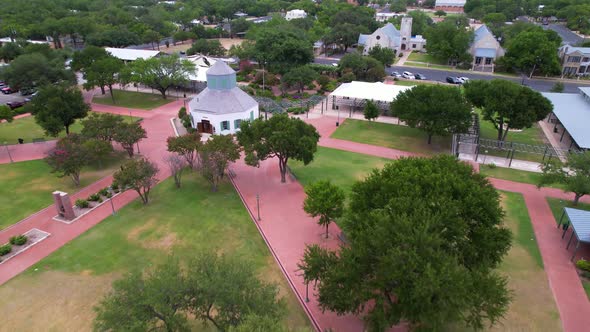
[92,90,177,110]
[478,110,548,163]
[289,146,388,195]
[394,80,442,87]
[547,197,590,226]
[479,164,565,190]
[0,154,127,230]
[331,118,451,155]
[0,173,311,331]
[0,115,139,145]
[407,52,447,65]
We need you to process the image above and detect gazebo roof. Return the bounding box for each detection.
[206,60,235,76]
[189,88,257,115]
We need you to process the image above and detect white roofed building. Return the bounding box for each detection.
[329,81,413,114]
[285,9,307,21]
[188,61,259,135]
[104,47,161,62]
[435,0,467,12]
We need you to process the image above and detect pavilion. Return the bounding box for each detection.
[542,87,590,150]
[329,81,413,116]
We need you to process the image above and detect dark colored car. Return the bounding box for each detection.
[1,86,17,94]
[415,73,427,80]
[446,76,461,84]
[20,88,36,96]
[6,101,26,109]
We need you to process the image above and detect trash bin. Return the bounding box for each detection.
[336,122,339,127]
[18,138,24,144]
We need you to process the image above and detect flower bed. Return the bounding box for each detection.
[0,229,50,264]
[53,185,121,224]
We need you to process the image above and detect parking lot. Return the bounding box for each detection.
[0,91,27,107]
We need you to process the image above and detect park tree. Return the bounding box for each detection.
[71,45,110,71]
[45,134,89,186]
[434,10,447,17]
[113,157,159,205]
[113,122,147,157]
[130,54,195,99]
[299,155,512,331]
[94,259,189,332]
[464,80,552,141]
[83,56,124,101]
[198,134,241,192]
[339,53,386,82]
[228,315,287,332]
[303,180,346,238]
[164,154,187,189]
[391,85,472,144]
[539,152,590,205]
[167,133,202,169]
[0,105,13,123]
[0,42,23,63]
[253,26,314,73]
[368,45,396,67]
[324,23,367,53]
[500,29,561,77]
[187,39,226,56]
[424,20,474,65]
[80,113,126,143]
[363,100,380,122]
[237,113,320,183]
[1,52,75,90]
[28,84,90,136]
[281,65,317,93]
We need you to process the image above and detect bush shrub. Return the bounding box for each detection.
[75,199,90,208]
[98,188,109,196]
[577,259,590,272]
[88,194,101,202]
[9,235,27,246]
[0,244,11,256]
[105,192,113,198]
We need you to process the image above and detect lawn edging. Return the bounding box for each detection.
[227,169,322,332]
[0,228,50,265]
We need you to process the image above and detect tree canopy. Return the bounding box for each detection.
[299,155,512,331]
[339,53,386,82]
[499,29,561,77]
[113,157,159,205]
[539,152,590,205]
[391,85,472,143]
[303,180,346,238]
[424,21,473,65]
[130,54,195,99]
[237,113,320,183]
[464,79,552,141]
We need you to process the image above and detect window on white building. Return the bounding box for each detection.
[234,119,241,129]
[221,121,230,131]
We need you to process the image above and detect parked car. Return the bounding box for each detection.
[446,76,462,84]
[0,81,5,88]
[24,91,38,103]
[6,101,26,110]
[391,71,402,78]
[402,71,415,79]
[457,77,470,83]
[415,73,427,80]
[20,88,36,96]
[1,86,17,94]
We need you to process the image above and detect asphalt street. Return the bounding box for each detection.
[314,58,589,93]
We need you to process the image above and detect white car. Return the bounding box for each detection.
[458,77,470,83]
[402,71,415,79]
[391,71,402,78]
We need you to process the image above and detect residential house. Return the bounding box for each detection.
[358,18,426,55]
[285,9,307,21]
[469,25,505,72]
[434,0,466,13]
[188,61,258,135]
[558,44,590,76]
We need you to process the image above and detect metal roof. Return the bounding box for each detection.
[330,81,413,103]
[358,23,400,46]
[105,47,160,61]
[189,87,257,115]
[206,60,235,76]
[435,0,466,6]
[474,25,493,44]
[564,208,590,243]
[542,90,590,149]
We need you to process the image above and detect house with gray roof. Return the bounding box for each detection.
[469,25,505,72]
[358,18,426,55]
[558,44,590,76]
[188,61,258,135]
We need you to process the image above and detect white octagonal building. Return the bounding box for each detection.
[189,61,259,135]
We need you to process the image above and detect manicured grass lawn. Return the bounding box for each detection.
[0,153,127,230]
[0,115,139,145]
[92,90,177,110]
[289,146,389,195]
[407,52,447,65]
[331,118,451,155]
[0,174,311,331]
[477,110,548,163]
[547,197,590,226]
[479,164,565,190]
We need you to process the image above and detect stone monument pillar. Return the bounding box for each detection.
[53,191,76,220]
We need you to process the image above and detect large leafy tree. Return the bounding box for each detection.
[339,53,386,82]
[281,65,317,93]
[299,156,512,331]
[424,20,473,65]
[71,45,110,71]
[45,134,89,186]
[83,56,124,100]
[464,79,552,141]
[80,112,126,143]
[199,134,241,192]
[237,113,320,183]
[539,152,590,205]
[303,180,346,238]
[27,84,90,136]
[113,122,147,157]
[253,26,314,73]
[500,29,561,77]
[391,85,472,144]
[167,133,202,169]
[324,23,367,53]
[114,157,159,205]
[130,54,195,99]
[368,45,396,67]
[1,52,75,90]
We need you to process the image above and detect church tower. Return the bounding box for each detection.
[400,17,413,51]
